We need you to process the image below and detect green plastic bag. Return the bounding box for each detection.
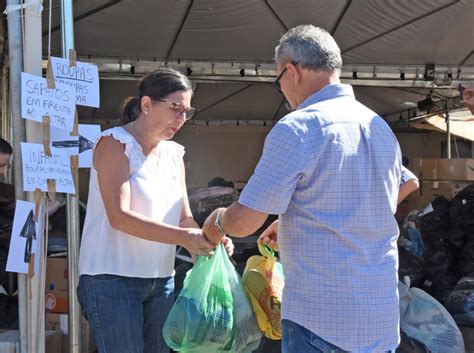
[163,243,235,353]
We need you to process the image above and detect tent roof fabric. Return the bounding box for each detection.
[44,0,473,66]
[40,0,473,122]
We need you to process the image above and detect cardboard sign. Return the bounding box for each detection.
[21,72,76,131]
[21,142,76,194]
[49,124,101,168]
[49,56,100,108]
[6,200,42,274]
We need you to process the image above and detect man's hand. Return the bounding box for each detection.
[202,208,226,246]
[257,219,279,251]
[461,88,474,114]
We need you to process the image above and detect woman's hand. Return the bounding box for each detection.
[257,220,279,251]
[222,236,234,257]
[183,228,215,257]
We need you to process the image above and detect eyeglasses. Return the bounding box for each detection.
[156,98,196,120]
[273,61,299,94]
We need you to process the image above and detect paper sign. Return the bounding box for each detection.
[6,200,42,274]
[78,124,101,168]
[50,124,101,168]
[49,56,100,108]
[21,142,76,194]
[21,72,76,131]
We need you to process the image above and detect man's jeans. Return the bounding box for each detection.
[282,320,395,353]
[77,274,174,353]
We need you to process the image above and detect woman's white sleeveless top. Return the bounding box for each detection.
[78,126,184,278]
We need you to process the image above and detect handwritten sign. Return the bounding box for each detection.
[21,72,76,131]
[21,142,76,194]
[50,56,100,108]
[50,124,101,168]
[6,200,41,274]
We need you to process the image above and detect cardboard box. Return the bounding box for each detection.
[61,316,96,353]
[0,329,62,353]
[420,180,472,201]
[45,313,96,353]
[412,158,474,181]
[397,181,473,216]
[45,257,69,313]
[45,312,62,331]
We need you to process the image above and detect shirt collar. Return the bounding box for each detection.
[298,84,354,110]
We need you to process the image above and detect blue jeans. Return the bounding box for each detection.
[282,320,395,353]
[77,274,174,353]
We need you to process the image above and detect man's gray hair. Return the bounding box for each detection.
[275,25,342,72]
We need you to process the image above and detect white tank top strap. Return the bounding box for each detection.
[97,126,146,170]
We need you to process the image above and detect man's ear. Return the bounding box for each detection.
[288,63,301,85]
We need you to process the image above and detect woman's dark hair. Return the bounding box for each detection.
[0,138,12,155]
[122,68,193,123]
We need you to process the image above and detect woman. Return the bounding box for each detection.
[77,68,233,353]
[0,138,12,181]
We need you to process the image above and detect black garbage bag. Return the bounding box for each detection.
[456,241,474,276]
[444,273,474,327]
[421,228,449,242]
[420,196,450,234]
[398,247,425,288]
[426,272,461,304]
[450,184,474,230]
[396,332,429,353]
[446,228,465,249]
[0,294,18,329]
[423,240,452,283]
[208,176,235,189]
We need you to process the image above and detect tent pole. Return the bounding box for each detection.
[445,104,451,159]
[60,1,81,353]
[22,0,45,350]
[5,1,28,352]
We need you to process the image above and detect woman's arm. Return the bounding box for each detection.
[93,136,214,256]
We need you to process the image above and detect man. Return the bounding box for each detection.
[0,138,12,181]
[203,25,401,353]
[398,165,419,205]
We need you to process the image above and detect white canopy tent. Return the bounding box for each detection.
[33,0,474,125]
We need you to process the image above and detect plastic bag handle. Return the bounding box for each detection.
[258,242,275,257]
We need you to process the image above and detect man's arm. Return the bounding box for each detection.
[397,178,420,205]
[202,203,269,245]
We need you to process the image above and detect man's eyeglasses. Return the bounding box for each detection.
[156,98,196,120]
[273,61,299,94]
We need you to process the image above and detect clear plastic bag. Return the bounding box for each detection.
[224,249,262,352]
[398,277,465,353]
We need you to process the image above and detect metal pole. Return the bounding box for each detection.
[60,1,81,353]
[445,105,451,159]
[23,1,45,351]
[5,1,27,352]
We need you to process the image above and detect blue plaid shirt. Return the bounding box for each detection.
[240,84,401,352]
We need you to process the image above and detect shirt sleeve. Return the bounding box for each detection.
[239,121,308,215]
[400,165,417,185]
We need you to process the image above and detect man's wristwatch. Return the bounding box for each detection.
[214,209,226,235]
